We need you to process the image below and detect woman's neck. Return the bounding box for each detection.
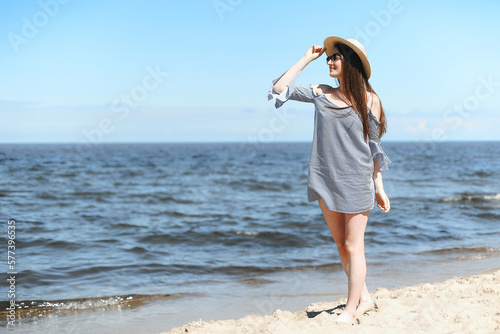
[336,80,349,103]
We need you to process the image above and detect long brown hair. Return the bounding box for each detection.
[329,43,387,139]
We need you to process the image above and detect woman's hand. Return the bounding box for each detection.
[272,45,323,94]
[375,190,390,213]
[373,158,390,213]
[304,45,325,62]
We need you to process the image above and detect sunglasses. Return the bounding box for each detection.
[326,53,342,64]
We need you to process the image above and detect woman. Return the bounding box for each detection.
[267,36,391,324]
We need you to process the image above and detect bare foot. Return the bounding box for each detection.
[356,298,375,316]
[333,310,355,325]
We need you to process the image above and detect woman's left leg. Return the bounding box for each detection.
[336,211,369,323]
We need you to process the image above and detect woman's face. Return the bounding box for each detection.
[327,46,342,78]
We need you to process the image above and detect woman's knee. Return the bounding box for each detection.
[344,240,365,255]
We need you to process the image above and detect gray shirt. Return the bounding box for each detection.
[268,71,391,213]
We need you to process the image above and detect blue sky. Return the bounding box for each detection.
[1,0,499,143]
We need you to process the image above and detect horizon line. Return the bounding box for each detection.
[1,139,499,145]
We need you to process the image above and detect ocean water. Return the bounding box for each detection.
[1,142,500,333]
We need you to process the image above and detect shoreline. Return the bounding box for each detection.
[166,267,500,334]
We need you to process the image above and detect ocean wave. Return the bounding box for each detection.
[235,230,259,236]
[168,262,342,276]
[225,179,292,192]
[420,247,500,255]
[467,212,500,220]
[22,238,82,250]
[441,193,500,203]
[472,171,493,177]
[0,293,197,322]
[419,246,500,261]
[137,229,310,248]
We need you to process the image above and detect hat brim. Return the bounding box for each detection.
[323,36,371,79]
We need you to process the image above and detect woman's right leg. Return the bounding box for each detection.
[318,199,373,314]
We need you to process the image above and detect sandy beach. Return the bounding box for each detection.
[166,268,500,334]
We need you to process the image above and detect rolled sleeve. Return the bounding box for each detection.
[368,113,391,171]
[267,71,315,108]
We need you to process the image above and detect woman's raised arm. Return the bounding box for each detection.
[272,45,325,94]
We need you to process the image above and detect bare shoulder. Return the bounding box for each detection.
[368,92,382,122]
[311,84,333,96]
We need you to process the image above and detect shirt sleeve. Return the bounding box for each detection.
[368,112,391,171]
[267,71,316,108]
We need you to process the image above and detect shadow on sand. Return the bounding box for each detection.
[306,303,346,319]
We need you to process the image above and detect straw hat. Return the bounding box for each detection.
[323,36,371,79]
